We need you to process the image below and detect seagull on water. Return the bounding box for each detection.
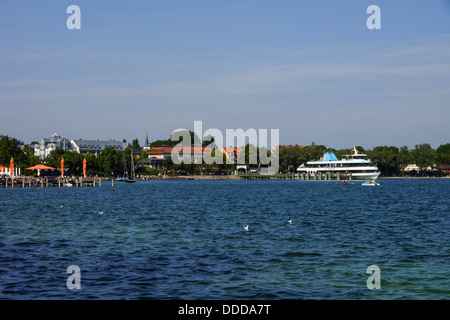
[99,211,103,215]
[244,225,249,231]
[288,220,292,224]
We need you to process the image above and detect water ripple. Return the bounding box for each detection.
[1,179,449,299]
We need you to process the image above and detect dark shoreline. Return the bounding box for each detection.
[101,175,449,181]
[378,176,449,179]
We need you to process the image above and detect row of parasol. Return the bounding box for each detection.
[2,158,87,176]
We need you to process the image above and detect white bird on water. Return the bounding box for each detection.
[60,205,63,208]
[99,211,103,215]
[244,225,249,231]
[288,220,292,224]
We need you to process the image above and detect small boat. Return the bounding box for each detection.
[362,180,380,186]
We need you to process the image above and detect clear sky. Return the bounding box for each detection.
[1,0,449,149]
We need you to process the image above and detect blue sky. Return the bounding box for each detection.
[1,0,449,149]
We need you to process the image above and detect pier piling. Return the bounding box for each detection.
[0,176,104,188]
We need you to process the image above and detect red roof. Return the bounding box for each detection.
[148,147,174,154]
[175,146,212,154]
[148,146,212,155]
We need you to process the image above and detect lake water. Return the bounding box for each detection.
[1,179,449,300]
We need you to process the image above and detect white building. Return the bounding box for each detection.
[33,133,129,160]
[70,139,128,155]
[404,164,433,171]
[33,133,72,161]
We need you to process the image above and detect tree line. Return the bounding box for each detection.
[1,134,449,176]
[278,143,450,176]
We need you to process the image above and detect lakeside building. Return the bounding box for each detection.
[145,146,245,164]
[403,164,433,172]
[146,146,174,159]
[138,157,165,170]
[149,146,212,163]
[146,146,212,162]
[140,146,214,169]
[33,133,129,160]
[70,139,128,155]
[177,146,212,164]
[33,133,72,161]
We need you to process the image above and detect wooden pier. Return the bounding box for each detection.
[0,177,106,188]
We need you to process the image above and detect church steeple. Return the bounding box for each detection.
[144,131,149,147]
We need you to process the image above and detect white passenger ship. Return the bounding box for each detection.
[296,147,380,180]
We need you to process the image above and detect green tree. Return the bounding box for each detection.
[367,146,399,176]
[45,148,66,168]
[435,143,450,165]
[397,146,413,175]
[131,138,140,150]
[63,151,84,175]
[98,146,124,176]
[310,143,328,160]
[84,152,100,175]
[18,144,40,170]
[0,135,26,166]
[334,148,352,160]
[237,143,259,166]
[411,143,436,170]
[45,150,85,175]
[355,146,366,153]
[150,130,206,148]
[150,138,174,148]
[279,145,303,172]
[202,134,217,149]
[163,156,175,171]
[203,150,228,173]
[22,144,39,164]
[278,145,321,173]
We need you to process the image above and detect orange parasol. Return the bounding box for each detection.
[61,158,65,176]
[26,164,55,170]
[10,158,14,176]
[26,164,55,177]
[83,158,87,176]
